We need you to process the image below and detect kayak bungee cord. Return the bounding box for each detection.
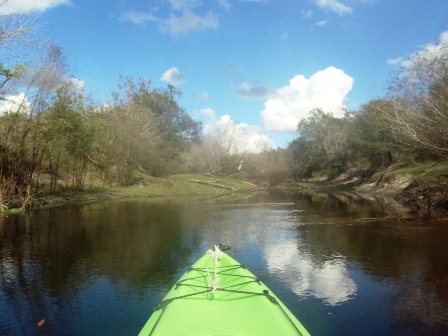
[205,244,221,293]
[143,245,306,336]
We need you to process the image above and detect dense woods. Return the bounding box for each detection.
[1,9,447,210]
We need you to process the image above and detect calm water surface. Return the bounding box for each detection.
[1,191,448,336]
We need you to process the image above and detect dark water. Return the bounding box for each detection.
[1,191,448,336]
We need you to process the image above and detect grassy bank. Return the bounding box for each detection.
[109,173,257,197]
[23,174,259,211]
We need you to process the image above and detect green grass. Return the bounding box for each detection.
[108,173,257,197]
[24,173,259,211]
[381,160,448,183]
[4,208,25,215]
[421,161,448,178]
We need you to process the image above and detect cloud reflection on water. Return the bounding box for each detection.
[264,242,357,305]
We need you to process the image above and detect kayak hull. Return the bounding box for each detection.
[138,248,311,336]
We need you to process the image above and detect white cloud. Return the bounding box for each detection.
[66,77,85,90]
[0,0,71,15]
[316,20,328,26]
[204,115,275,153]
[387,57,404,65]
[236,82,271,99]
[169,0,201,11]
[193,91,209,99]
[161,10,219,36]
[401,30,448,69]
[260,66,353,131]
[161,67,187,85]
[301,9,313,19]
[217,0,231,10]
[121,2,219,36]
[10,65,84,93]
[200,107,216,121]
[1,77,83,115]
[119,11,157,27]
[0,93,30,115]
[312,0,353,15]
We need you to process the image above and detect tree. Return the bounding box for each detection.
[0,44,68,208]
[113,78,202,176]
[297,108,349,178]
[0,0,40,99]
[184,119,255,176]
[287,137,316,181]
[39,82,95,191]
[347,100,398,169]
[384,39,448,159]
[99,99,161,186]
[245,148,289,186]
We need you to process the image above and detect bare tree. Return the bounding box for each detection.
[0,2,38,98]
[383,40,448,158]
[0,44,67,209]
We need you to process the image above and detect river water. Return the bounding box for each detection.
[1,191,448,336]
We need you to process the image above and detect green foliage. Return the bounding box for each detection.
[39,84,94,191]
[287,102,406,181]
[296,108,350,178]
[0,69,203,208]
[0,63,27,97]
[346,100,398,169]
[111,78,202,178]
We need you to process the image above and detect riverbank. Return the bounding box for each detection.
[22,173,259,212]
[285,160,448,218]
[356,161,448,215]
[4,161,448,217]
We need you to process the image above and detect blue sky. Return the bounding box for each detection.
[1,0,448,150]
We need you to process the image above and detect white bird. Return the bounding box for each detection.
[238,161,244,171]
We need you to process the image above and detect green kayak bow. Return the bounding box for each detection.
[138,245,311,336]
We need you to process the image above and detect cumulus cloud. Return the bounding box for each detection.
[236,82,271,99]
[161,67,187,85]
[312,0,353,15]
[204,114,275,153]
[260,66,353,131]
[0,0,71,15]
[0,93,31,115]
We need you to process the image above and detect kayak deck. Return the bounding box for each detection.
[138,246,311,336]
